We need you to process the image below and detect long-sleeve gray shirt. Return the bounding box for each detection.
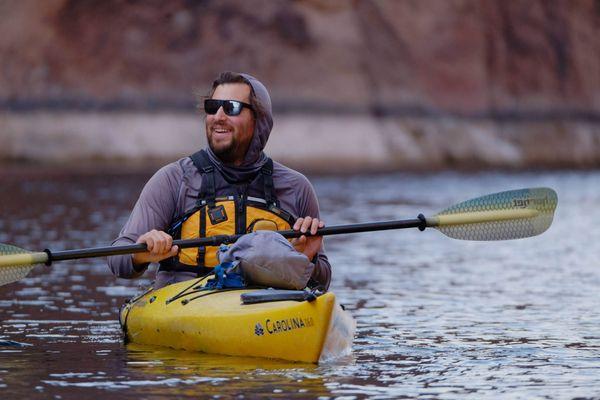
[108,156,331,289]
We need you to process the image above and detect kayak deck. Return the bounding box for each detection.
[120,278,355,363]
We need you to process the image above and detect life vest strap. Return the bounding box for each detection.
[190,150,216,208]
[261,158,278,208]
[198,204,207,266]
[190,149,278,209]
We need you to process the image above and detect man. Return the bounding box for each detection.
[108,72,331,290]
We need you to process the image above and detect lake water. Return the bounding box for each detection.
[0,168,599,399]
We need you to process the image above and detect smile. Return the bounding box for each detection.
[213,127,232,135]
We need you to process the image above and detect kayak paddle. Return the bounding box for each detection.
[0,187,557,287]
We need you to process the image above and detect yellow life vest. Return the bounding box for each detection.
[161,151,296,274]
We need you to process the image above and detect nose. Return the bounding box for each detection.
[214,106,228,120]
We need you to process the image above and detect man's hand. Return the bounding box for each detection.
[132,229,179,266]
[291,216,324,261]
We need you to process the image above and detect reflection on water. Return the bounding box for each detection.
[1,168,600,398]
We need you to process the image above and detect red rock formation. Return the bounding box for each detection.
[1,0,597,112]
[0,0,598,169]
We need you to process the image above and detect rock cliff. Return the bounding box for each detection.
[1,0,599,170]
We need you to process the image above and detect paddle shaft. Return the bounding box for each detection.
[47,217,425,263]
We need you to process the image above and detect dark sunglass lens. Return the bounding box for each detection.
[204,99,220,114]
[205,99,248,116]
[223,101,242,116]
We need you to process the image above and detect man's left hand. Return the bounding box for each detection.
[291,216,324,261]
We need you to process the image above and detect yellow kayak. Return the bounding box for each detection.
[119,277,355,363]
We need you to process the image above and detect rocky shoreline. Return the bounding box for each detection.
[2,111,598,173]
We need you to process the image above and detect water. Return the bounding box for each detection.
[1,168,599,399]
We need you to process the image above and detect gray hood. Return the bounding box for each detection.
[240,72,273,166]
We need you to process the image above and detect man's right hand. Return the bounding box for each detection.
[132,229,179,266]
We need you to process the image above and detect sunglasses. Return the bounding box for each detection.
[204,99,254,116]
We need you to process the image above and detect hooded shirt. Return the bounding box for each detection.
[107,73,331,290]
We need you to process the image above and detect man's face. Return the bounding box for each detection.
[206,83,255,166]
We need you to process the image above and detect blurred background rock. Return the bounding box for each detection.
[0,0,598,172]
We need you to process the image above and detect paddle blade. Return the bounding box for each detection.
[429,188,557,241]
[0,244,48,286]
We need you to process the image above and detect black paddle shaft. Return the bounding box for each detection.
[47,216,426,263]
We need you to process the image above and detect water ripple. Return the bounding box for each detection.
[1,170,599,398]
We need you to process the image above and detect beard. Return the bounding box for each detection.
[206,122,244,165]
[208,135,238,164]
